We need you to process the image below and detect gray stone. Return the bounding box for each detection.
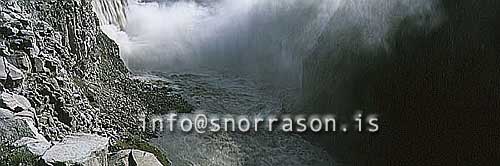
[0,92,32,112]
[0,57,24,80]
[42,134,109,166]
[30,45,40,57]
[1,12,13,20]
[6,60,24,80]
[33,56,46,73]
[20,29,34,36]
[13,53,31,69]
[0,109,35,158]
[13,111,51,156]
[13,137,51,156]
[0,108,13,119]
[109,149,164,166]
[0,58,7,80]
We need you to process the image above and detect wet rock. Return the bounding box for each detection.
[12,38,33,49]
[7,3,21,13]
[42,134,109,166]
[109,149,164,166]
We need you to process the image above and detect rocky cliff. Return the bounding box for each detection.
[0,0,187,165]
[302,0,499,165]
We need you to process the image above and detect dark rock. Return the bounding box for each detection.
[32,56,46,73]
[0,26,18,36]
[43,59,58,73]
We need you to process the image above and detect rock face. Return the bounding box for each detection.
[0,57,24,81]
[109,149,164,166]
[42,134,109,166]
[301,0,499,165]
[0,0,186,165]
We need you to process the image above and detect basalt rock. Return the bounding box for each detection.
[1,0,186,165]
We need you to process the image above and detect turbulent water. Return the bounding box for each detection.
[93,0,443,165]
[143,71,334,166]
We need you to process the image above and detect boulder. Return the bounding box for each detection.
[0,57,24,81]
[13,109,51,156]
[0,92,32,112]
[0,108,13,120]
[109,149,164,166]
[0,108,35,159]
[13,136,51,156]
[6,62,23,80]
[42,134,109,166]
[1,12,13,21]
[3,107,49,159]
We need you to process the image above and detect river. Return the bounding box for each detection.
[141,71,335,166]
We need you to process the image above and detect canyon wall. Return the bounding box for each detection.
[302,0,499,165]
[0,0,185,165]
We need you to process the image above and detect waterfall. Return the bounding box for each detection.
[92,0,134,65]
[92,0,128,30]
[91,0,442,87]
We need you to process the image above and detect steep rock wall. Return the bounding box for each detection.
[302,0,499,165]
[0,0,188,164]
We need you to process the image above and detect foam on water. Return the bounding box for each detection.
[149,72,335,166]
[91,0,443,165]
